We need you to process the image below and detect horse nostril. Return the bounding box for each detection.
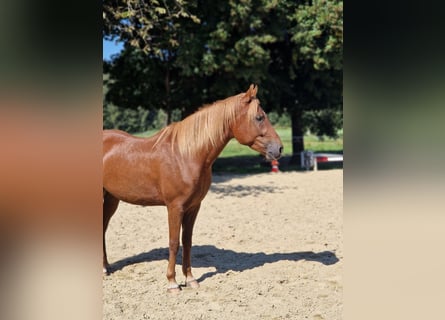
[279,146,283,154]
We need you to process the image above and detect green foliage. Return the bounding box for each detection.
[303,109,343,138]
[290,0,343,71]
[150,108,183,129]
[103,104,150,132]
[103,0,200,56]
[103,103,184,133]
[267,111,291,127]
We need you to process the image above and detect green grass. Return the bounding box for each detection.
[134,129,159,138]
[135,127,343,173]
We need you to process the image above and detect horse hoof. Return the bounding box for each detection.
[186,279,200,289]
[167,285,181,294]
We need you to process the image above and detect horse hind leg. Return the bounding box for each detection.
[103,190,119,274]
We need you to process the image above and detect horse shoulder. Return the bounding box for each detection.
[157,160,212,209]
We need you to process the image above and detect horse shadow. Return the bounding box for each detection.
[107,245,339,282]
[209,184,281,198]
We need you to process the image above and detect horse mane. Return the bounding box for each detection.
[153,92,258,157]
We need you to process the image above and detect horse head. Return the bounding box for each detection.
[231,84,283,161]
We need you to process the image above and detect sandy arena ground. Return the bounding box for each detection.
[103,169,343,319]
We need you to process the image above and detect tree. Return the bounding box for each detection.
[103,0,201,123]
[265,0,342,156]
[289,0,342,154]
[103,0,200,52]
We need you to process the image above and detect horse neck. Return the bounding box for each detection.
[202,128,233,166]
[188,111,234,167]
[171,98,239,166]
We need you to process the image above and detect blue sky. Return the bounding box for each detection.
[103,39,124,61]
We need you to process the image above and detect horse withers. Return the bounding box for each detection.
[103,84,283,293]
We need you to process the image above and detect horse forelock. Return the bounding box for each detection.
[153,93,257,157]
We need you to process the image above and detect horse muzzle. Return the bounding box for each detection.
[266,143,283,161]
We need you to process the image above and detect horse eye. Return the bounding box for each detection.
[255,115,265,122]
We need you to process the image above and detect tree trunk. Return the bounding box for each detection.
[290,109,304,164]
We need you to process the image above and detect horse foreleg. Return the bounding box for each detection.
[103,191,119,274]
[181,204,200,289]
[166,204,184,293]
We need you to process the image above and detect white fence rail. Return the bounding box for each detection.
[300,151,343,171]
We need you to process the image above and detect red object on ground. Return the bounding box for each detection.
[271,159,279,173]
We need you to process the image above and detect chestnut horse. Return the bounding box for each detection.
[103,84,283,292]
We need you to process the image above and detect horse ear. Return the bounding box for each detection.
[243,84,258,103]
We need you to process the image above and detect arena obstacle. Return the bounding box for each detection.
[300,151,343,171]
[270,159,280,173]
